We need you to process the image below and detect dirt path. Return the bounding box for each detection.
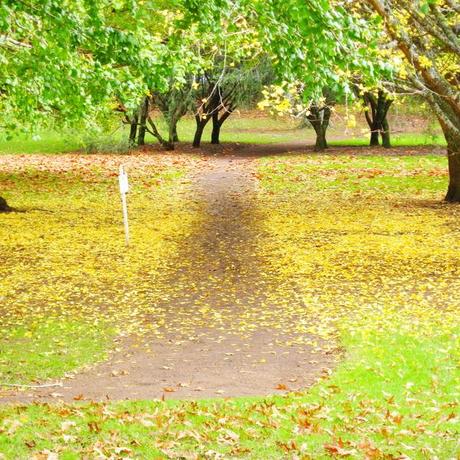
[2,156,335,402]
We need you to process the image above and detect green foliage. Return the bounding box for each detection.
[0,1,224,133]
[0,0,388,136]
[249,0,384,101]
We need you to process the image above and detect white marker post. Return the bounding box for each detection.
[119,165,130,246]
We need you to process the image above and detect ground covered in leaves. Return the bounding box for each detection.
[0,147,459,459]
[0,153,200,384]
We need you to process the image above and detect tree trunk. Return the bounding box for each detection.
[0,196,11,212]
[211,112,221,145]
[193,123,205,148]
[363,90,392,148]
[444,133,460,202]
[309,106,331,151]
[211,109,233,145]
[147,116,174,151]
[166,117,179,148]
[172,122,179,143]
[211,124,221,144]
[193,116,210,148]
[163,139,175,151]
[129,112,138,146]
[381,117,391,148]
[314,126,328,151]
[138,97,149,146]
[370,125,380,146]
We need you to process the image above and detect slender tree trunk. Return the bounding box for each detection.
[163,129,175,150]
[193,123,205,148]
[138,97,149,146]
[129,112,138,146]
[211,112,221,145]
[364,90,392,148]
[0,196,11,212]
[167,120,177,149]
[147,116,174,151]
[193,116,210,148]
[381,118,391,148]
[444,133,460,202]
[211,124,221,144]
[211,109,233,145]
[172,122,179,143]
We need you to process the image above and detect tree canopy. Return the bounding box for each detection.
[1,0,459,204]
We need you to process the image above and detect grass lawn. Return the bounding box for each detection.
[0,149,458,458]
[0,330,457,458]
[0,110,446,155]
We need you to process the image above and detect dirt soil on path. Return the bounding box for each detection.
[2,155,336,402]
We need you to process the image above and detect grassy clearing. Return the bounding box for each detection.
[0,154,197,385]
[0,151,458,458]
[253,152,460,457]
[260,154,448,196]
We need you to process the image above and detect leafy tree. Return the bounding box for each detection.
[209,60,274,145]
[258,82,337,151]
[154,82,196,144]
[247,0,383,150]
[364,0,460,201]
[0,0,210,207]
[192,60,273,147]
[0,0,163,209]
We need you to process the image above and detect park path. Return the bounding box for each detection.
[3,155,335,402]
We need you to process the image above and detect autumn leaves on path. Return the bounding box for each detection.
[6,156,333,402]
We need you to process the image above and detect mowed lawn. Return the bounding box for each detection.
[0,108,446,155]
[0,149,459,459]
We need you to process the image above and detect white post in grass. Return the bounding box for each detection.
[119,165,130,246]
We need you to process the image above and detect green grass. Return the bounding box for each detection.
[0,328,457,458]
[0,320,112,385]
[0,113,446,154]
[331,133,446,147]
[0,132,83,154]
[259,154,449,197]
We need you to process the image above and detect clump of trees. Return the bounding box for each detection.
[361,89,393,148]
